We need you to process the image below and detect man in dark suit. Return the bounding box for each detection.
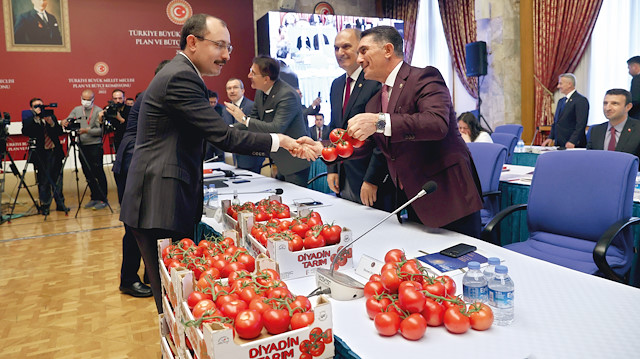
[120,15,304,313]
[627,56,640,119]
[21,97,68,215]
[541,73,589,148]
[327,28,392,210]
[14,0,62,45]
[237,55,311,187]
[222,78,264,173]
[587,89,640,158]
[203,90,225,162]
[309,114,329,141]
[344,26,483,237]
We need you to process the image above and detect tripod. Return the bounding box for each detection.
[66,129,113,217]
[1,137,42,224]
[475,75,493,133]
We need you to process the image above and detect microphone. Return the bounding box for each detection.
[315,181,438,300]
[217,188,284,195]
[530,126,539,146]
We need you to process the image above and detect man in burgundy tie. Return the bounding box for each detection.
[587,88,640,158]
[21,97,68,215]
[309,114,329,141]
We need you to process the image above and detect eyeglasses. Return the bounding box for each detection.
[194,35,233,54]
[249,67,261,77]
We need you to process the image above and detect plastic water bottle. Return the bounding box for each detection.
[232,189,240,206]
[483,257,501,281]
[462,261,488,303]
[206,184,219,218]
[515,139,525,153]
[488,265,514,326]
[203,185,209,213]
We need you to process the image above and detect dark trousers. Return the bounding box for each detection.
[79,143,108,201]
[34,149,65,209]
[276,167,311,188]
[115,172,143,287]
[131,227,187,314]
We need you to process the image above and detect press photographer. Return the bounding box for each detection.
[63,89,109,210]
[21,98,68,215]
[101,89,130,152]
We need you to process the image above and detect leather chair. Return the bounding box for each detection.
[482,150,640,282]
[494,124,524,140]
[467,142,508,227]
[490,133,518,164]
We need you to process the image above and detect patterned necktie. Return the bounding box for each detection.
[608,127,617,151]
[39,12,48,23]
[43,122,54,150]
[381,84,390,113]
[318,127,322,140]
[343,76,353,115]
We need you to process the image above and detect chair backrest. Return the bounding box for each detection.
[494,124,524,140]
[467,142,508,194]
[527,151,638,249]
[490,133,518,164]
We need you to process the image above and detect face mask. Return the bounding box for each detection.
[81,99,93,109]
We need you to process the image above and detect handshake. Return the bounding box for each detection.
[278,134,324,161]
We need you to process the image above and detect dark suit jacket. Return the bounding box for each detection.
[113,92,144,176]
[120,55,272,233]
[247,79,310,176]
[550,91,589,147]
[587,117,640,158]
[363,63,483,228]
[630,75,640,119]
[14,10,62,45]
[21,110,64,160]
[222,97,264,171]
[309,124,330,141]
[328,71,390,206]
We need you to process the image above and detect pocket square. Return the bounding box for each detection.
[265,109,274,113]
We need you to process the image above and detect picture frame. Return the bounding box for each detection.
[4,0,70,52]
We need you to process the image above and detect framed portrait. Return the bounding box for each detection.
[4,0,70,52]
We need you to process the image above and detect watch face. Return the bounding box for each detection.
[376,119,385,130]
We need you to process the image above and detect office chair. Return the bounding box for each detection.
[467,142,508,227]
[482,150,640,282]
[490,133,518,164]
[494,124,523,140]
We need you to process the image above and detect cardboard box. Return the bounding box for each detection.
[163,296,187,358]
[182,296,333,359]
[159,314,179,359]
[221,195,287,233]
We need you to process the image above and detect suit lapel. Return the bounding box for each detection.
[388,62,410,114]
[616,120,635,151]
[333,75,346,128]
[343,72,365,123]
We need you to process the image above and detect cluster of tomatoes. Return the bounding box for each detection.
[364,249,494,340]
[185,268,317,340]
[321,128,365,162]
[226,198,291,221]
[161,237,256,280]
[300,327,332,358]
[250,211,342,251]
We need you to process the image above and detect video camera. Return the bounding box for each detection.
[34,103,58,118]
[65,117,81,132]
[1,112,10,139]
[102,100,123,133]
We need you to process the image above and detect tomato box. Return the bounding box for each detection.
[221,195,286,230]
[159,314,179,359]
[163,295,187,358]
[181,296,334,359]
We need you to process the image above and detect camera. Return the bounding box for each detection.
[65,117,81,132]
[34,102,58,118]
[102,100,122,133]
[1,112,10,139]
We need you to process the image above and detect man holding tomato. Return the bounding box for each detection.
[299,26,483,238]
[327,28,394,210]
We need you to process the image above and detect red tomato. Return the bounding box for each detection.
[399,313,428,340]
[421,297,445,327]
[384,249,405,263]
[468,302,494,331]
[192,299,216,319]
[437,275,457,296]
[422,280,446,297]
[400,260,423,283]
[365,296,392,320]
[348,136,365,148]
[303,234,326,249]
[177,238,195,250]
[336,141,354,158]
[291,312,315,330]
[262,308,291,335]
[221,261,246,278]
[187,291,212,310]
[364,281,386,299]
[380,268,402,293]
[443,307,471,334]
[374,311,401,336]
[234,309,263,339]
[322,147,338,162]
[329,128,346,143]
[219,299,248,320]
[290,295,312,314]
[398,284,426,313]
[236,252,256,273]
[291,223,310,237]
[248,298,271,314]
[321,224,342,245]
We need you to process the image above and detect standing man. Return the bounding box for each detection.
[627,56,640,119]
[14,0,62,45]
[120,15,304,313]
[237,55,311,187]
[541,73,589,148]
[341,26,482,237]
[309,114,329,141]
[204,90,225,162]
[297,89,322,119]
[21,98,68,215]
[327,28,392,210]
[102,89,130,153]
[223,78,265,173]
[587,89,640,157]
[64,89,109,210]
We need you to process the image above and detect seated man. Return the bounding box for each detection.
[587,88,640,158]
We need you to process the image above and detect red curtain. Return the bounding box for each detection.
[438,0,478,99]
[533,0,603,143]
[379,0,420,63]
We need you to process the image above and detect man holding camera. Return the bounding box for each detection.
[21,98,68,215]
[63,89,109,210]
[103,89,130,153]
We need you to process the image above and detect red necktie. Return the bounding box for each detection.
[343,76,353,115]
[381,84,390,113]
[43,131,54,150]
[607,127,617,151]
[318,127,322,140]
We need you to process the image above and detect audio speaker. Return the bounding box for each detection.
[465,41,487,77]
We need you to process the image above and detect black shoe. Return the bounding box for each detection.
[56,205,70,212]
[119,281,153,297]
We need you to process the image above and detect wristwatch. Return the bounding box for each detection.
[376,113,386,133]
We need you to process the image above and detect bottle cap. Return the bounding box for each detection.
[495,265,508,274]
[209,184,216,188]
[468,261,480,270]
[488,257,500,265]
